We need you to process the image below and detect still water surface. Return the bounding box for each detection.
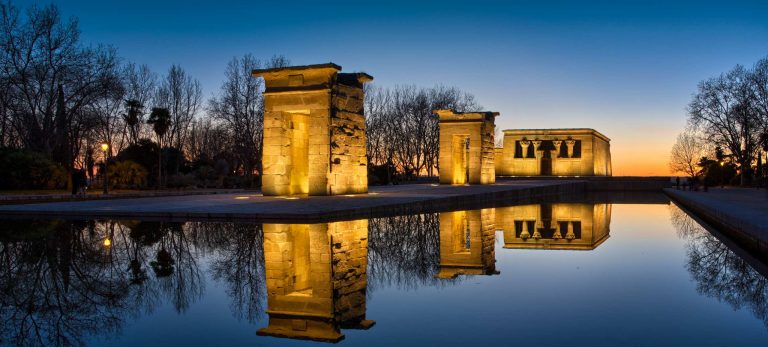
[1,200,767,346]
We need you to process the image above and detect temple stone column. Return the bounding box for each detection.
[520,140,530,159]
[532,140,542,175]
[565,139,576,158]
[551,140,562,175]
[253,63,373,196]
[436,109,499,185]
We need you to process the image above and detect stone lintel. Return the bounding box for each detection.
[434,109,499,122]
[338,72,374,86]
[253,63,340,92]
[503,128,611,142]
[264,309,334,319]
[252,63,341,77]
[263,85,331,95]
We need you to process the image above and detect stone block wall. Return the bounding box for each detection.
[329,78,368,194]
[253,63,372,196]
[435,110,498,185]
[328,219,372,328]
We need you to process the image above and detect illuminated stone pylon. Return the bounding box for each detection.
[436,209,499,279]
[252,63,373,196]
[258,220,374,342]
[435,109,498,185]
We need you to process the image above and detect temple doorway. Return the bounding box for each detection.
[451,135,469,184]
[289,113,309,195]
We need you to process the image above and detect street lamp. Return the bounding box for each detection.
[719,161,725,188]
[101,143,109,195]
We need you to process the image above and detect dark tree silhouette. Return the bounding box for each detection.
[147,108,171,188]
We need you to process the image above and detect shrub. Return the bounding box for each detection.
[0,148,68,189]
[107,160,148,188]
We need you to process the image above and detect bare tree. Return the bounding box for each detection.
[154,65,202,151]
[0,3,122,171]
[122,63,157,144]
[669,131,707,179]
[208,54,288,181]
[688,65,761,185]
[364,84,479,181]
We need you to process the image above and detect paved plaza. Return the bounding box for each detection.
[0,180,583,222]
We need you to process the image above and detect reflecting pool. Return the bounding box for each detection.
[1,199,767,346]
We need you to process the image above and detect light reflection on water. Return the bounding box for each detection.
[0,201,766,346]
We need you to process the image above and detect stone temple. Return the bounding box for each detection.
[436,109,498,185]
[496,128,612,176]
[252,63,372,196]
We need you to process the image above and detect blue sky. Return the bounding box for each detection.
[15,0,768,174]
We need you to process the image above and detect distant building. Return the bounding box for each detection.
[435,109,498,185]
[496,128,612,176]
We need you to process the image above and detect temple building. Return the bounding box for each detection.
[436,110,498,185]
[496,203,611,250]
[436,209,499,279]
[253,63,372,196]
[258,220,374,342]
[496,128,612,176]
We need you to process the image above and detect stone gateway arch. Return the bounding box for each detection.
[253,63,372,196]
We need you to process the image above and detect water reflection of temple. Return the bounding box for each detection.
[437,209,499,278]
[496,204,611,250]
[258,220,374,342]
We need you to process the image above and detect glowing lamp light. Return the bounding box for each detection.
[720,161,724,167]
[100,143,109,152]
[103,238,111,247]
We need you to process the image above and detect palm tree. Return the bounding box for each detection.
[123,99,143,145]
[147,108,171,189]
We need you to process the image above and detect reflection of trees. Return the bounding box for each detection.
[0,220,133,347]
[0,213,466,345]
[0,219,205,347]
[670,205,768,327]
[189,222,266,323]
[367,213,458,290]
[150,222,204,313]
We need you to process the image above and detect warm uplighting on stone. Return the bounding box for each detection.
[436,209,499,279]
[252,63,373,196]
[496,203,611,250]
[258,220,374,342]
[497,129,612,176]
[435,109,498,185]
